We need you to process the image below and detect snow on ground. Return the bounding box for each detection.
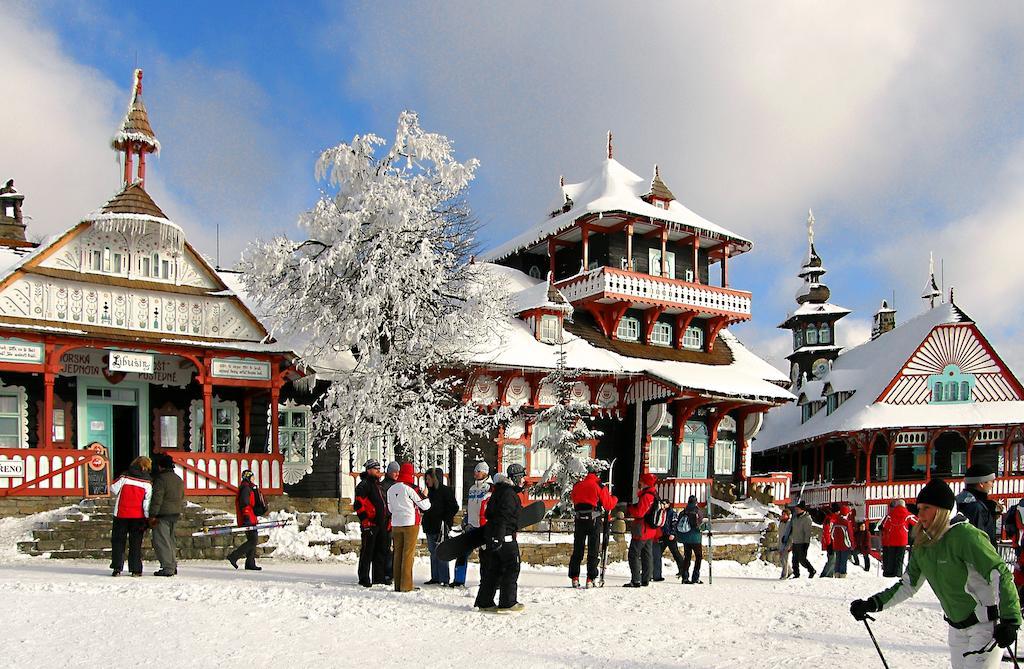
[0,538,952,668]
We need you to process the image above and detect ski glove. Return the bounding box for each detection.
[994,620,1019,648]
[849,597,880,621]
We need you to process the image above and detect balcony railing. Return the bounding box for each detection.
[556,267,752,319]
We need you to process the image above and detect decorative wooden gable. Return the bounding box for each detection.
[0,221,267,342]
[878,324,1024,405]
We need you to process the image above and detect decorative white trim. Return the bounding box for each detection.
[277,400,313,485]
[0,382,28,448]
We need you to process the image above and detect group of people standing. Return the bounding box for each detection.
[352,457,527,612]
[108,452,185,577]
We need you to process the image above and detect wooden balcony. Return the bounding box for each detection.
[556,267,752,320]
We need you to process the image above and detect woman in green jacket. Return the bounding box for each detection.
[850,478,1021,668]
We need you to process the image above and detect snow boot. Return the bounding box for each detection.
[836,573,847,579]
[571,577,581,589]
[478,606,498,613]
[585,579,596,589]
[111,570,121,577]
[622,582,642,588]
[498,602,525,613]
[652,577,665,582]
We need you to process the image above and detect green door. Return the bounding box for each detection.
[85,403,113,459]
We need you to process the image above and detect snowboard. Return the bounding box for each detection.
[436,500,546,561]
[191,519,292,537]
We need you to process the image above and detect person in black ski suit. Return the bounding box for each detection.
[353,459,390,587]
[474,464,524,612]
[422,467,459,585]
[955,463,999,547]
[652,505,687,582]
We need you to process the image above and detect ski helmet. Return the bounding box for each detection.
[241,469,254,481]
[506,463,526,485]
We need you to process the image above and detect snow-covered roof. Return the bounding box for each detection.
[509,277,572,315]
[465,264,792,403]
[754,302,1024,451]
[778,301,852,327]
[480,158,751,262]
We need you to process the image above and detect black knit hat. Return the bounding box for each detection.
[964,463,995,485]
[916,478,955,511]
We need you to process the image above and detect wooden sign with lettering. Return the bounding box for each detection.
[82,444,111,498]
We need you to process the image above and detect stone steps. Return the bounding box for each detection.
[18,498,276,561]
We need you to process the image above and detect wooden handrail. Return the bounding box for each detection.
[0,452,89,497]
[172,457,239,494]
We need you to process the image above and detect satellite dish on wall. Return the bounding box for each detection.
[744,412,764,440]
[646,403,669,434]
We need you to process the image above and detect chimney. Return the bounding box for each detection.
[0,179,27,242]
[871,299,897,340]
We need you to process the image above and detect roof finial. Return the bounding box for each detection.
[921,251,941,309]
[607,131,613,160]
[559,174,564,188]
[134,68,143,98]
[654,163,660,179]
[807,209,815,253]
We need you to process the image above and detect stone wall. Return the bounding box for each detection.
[0,496,81,517]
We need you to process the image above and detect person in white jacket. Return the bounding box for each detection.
[387,462,431,592]
[453,461,492,587]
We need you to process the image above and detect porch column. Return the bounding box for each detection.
[966,429,976,468]
[582,226,589,270]
[887,440,895,482]
[42,370,55,449]
[692,236,700,283]
[796,446,803,483]
[925,430,938,481]
[721,245,729,287]
[547,238,556,282]
[626,223,634,271]
[864,440,873,485]
[242,393,252,451]
[202,381,213,453]
[660,229,668,276]
[854,446,861,484]
[270,383,281,454]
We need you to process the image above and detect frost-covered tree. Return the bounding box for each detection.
[241,111,508,465]
[529,344,605,514]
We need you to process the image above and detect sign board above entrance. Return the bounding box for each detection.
[210,357,272,381]
[0,338,44,365]
[109,351,154,375]
[59,350,193,387]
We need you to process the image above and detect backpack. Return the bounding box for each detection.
[252,486,268,517]
[676,512,693,535]
[643,491,668,529]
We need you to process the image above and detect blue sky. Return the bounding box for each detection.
[3,1,1024,373]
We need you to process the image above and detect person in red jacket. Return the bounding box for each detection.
[567,466,618,588]
[819,503,837,577]
[879,498,917,577]
[830,503,855,578]
[227,469,263,571]
[623,473,664,588]
[109,455,152,577]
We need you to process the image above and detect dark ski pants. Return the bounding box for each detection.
[681,542,703,582]
[791,542,815,577]
[357,525,390,585]
[881,545,906,577]
[110,517,146,574]
[820,549,836,577]
[834,549,850,575]
[474,540,520,609]
[627,537,653,585]
[568,518,602,581]
[228,529,259,568]
[652,536,686,580]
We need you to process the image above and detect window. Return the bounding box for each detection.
[682,325,703,350]
[819,324,831,344]
[684,268,694,282]
[189,398,239,452]
[824,460,833,481]
[650,322,672,347]
[874,454,889,481]
[806,326,819,345]
[714,438,736,476]
[357,434,386,470]
[929,365,975,404]
[617,316,640,342]
[531,422,554,477]
[0,386,26,448]
[539,315,561,344]
[528,265,542,280]
[502,443,526,470]
[52,409,66,442]
[826,394,838,415]
[653,200,666,209]
[3,205,12,218]
[649,436,671,473]
[279,404,311,466]
[648,249,676,279]
[951,451,967,477]
[90,250,103,271]
[794,329,804,349]
[159,416,178,450]
[678,421,708,478]
[801,404,812,424]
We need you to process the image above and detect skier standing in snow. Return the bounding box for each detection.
[387,462,431,592]
[453,461,491,588]
[850,478,1021,669]
[149,453,184,577]
[226,469,264,571]
[623,473,661,588]
[474,464,525,612]
[830,502,855,578]
[652,504,686,582]
[353,459,390,587]
[381,461,401,584]
[778,507,794,579]
[956,464,999,547]
[789,501,816,578]
[422,467,459,586]
[819,502,838,578]
[880,499,917,577]
[677,495,705,584]
[853,516,872,572]
[109,455,152,577]
[568,464,618,588]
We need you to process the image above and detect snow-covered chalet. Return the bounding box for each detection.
[752,228,1024,521]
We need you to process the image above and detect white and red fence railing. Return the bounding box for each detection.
[656,478,712,507]
[167,452,283,496]
[0,448,91,496]
[749,472,792,505]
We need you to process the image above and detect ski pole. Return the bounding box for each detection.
[862,615,890,669]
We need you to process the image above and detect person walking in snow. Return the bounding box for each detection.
[387,462,431,592]
[568,464,618,588]
[474,464,525,612]
[149,453,184,577]
[353,459,390,587]
[227,469,265,571]
[677,495,705,584]
[422,467,458,586]
[453,461,492,588]
[957,463,999,547]
[829,503,855,578]
[381,461,401,583]
[850,478,1021,669]
[778,507,794,579]
[853,517,872,572]
[789,501,816,579]
[819,502,838,578]
[652,504,687,583]
[109,455,152,577]
[880,499,917,577]
[623,473,662,587]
